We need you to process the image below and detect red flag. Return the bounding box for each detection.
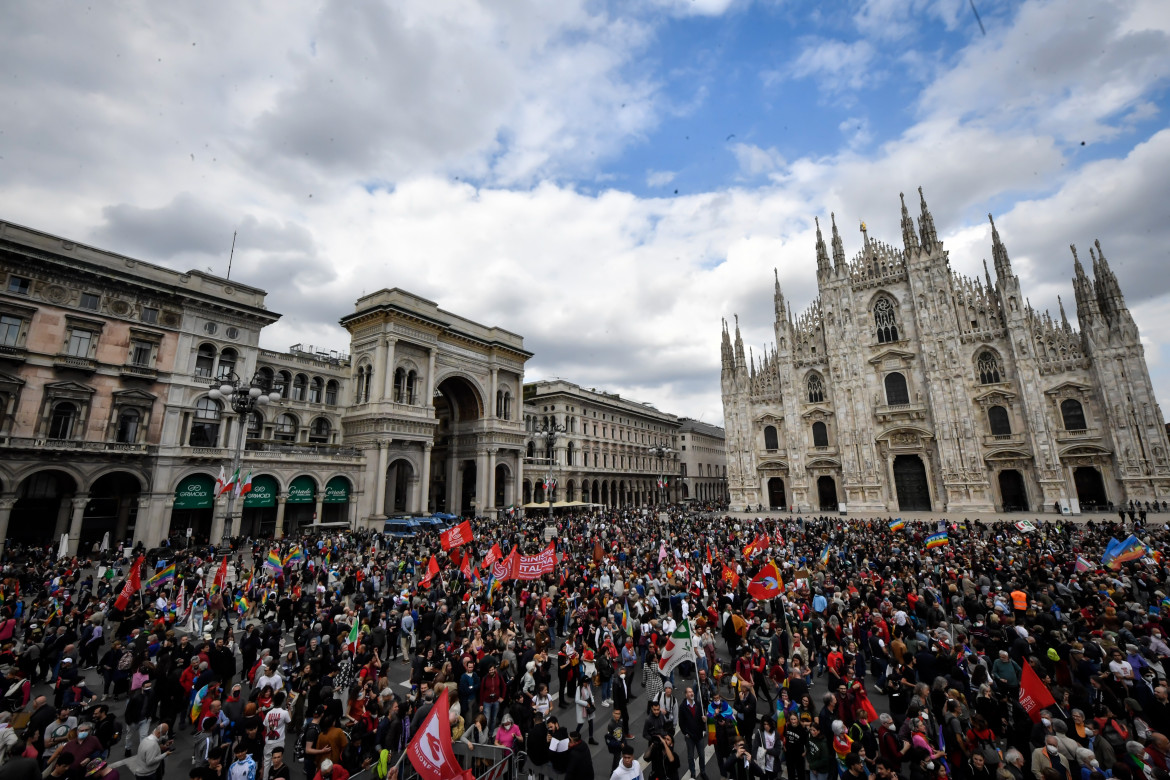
[114,556,145,612]
[747,560,783,601]
[706,545,713,567]
[419,556,441,588]
[449,547,463,570]
[484,543,503,568]
[743,533,768,559]
[460,555,472,579]
[406,688,469,780]
[1018,660,1056,722]
[721,564,740,588]
[212,555,228,594]
[441,520,474,551]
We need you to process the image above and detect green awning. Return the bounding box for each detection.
[323,476,350,504]
[286,475,316,504]
[174,474,215,510]
[244,475,279,508]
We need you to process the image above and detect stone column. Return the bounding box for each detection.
[408,475,421,514]
[420,443,433,514]
[383,337,397,401]
[426,349,437,401]
[66,495,90,557]
[314,494,325,527]
[487,449,497,514]
[490,368,498,419]
[54,499,72,539]
[133,496,161,549]
[373,335,388,403]
[275,496,287,539]
[446,456,459,514]
[0,494,16,555]
[475,449,489,516]
[115,495,134,541]
[515,450,523,510]
[374,442,389,518]
[210,495,226,545]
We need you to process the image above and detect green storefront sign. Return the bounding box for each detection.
[243,475,279,508]
[323,477,350,504]
[287,475,316,504]
[174,475,215,510]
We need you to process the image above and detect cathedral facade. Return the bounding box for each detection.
[721,189,1170,515]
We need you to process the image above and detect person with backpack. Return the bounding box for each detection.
[299,706,325,780]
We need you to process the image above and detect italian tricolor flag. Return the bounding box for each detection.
[346,619,360,653]
[216,466,239,497]
[234,471,253,499]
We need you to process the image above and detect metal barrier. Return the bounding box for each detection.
[381,741,519,780]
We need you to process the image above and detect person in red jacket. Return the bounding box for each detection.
[479,664,506,732]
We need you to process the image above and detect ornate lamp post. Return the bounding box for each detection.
[647,444,674,505]
[533,419,565,519]
[208,372,281,545]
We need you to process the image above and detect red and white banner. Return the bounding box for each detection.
[441,520,474,551]
[419,556,441,588]
[407,688,471,780]
[114,556,145,612]
[490,541,557,582]
[1019,660,1056,722]
[483,543,503,569]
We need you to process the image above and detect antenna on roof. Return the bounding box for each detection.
[226,230,238,280]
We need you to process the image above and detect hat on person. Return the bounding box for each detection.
[85,760,108,777]
[62,658,73,664]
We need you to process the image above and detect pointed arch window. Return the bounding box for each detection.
[807,374,825,403]
[977,351,1002,384]
[874,298,899,343]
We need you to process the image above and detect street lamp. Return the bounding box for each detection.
[647,444,674,505]
[208,372,281,545]
[533,419,565,519]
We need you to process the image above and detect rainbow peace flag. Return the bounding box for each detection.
[283,546,305,566]
[145,562,176,589]
[925,532,949,549]
[190,684,208,723]
[236,595,249,615]
[819,545,831,566]
[888,518,905,532]
[265,550,284,574]
[622,599,632,631]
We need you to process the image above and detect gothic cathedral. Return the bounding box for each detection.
[720,189,1170,515]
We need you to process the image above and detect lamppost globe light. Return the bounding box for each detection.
[208,389,222,400]
[218,383,234,397]
[268,391,282,403]
[255,394,269,406]
[248,386,262,398]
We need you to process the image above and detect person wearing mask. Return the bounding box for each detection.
[128,724,172,780]
[613,666,632,732]
[48,722,103,778]
[1031,736,1073,780]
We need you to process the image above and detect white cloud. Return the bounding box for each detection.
[646,170,677,187]
[785,38,878,94]
[838,116,872,149]
[730,143,786,178]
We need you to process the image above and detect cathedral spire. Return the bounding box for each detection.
[1071,244,1099,325]
[989,213,1013,279]
[918,186,938,249]
[1094,238,1126,313]
[982,258,993,289]
[721,317,732,369]
[814,216,830,276]
[1058,295,1071,332]
[830,212,846,270]
[900,192,920,253]
[774,268,787,321]
[734,314,746,368]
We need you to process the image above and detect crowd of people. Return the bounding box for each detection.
[0,507,1165,780]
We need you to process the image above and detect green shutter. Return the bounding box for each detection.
[173,474,216,510]
[323,476,350,504]
[243,475,279,508]
[286,475,316,504]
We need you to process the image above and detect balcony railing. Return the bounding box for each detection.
[0,343,28,362]
[54,354,97,372]
[982,433,1025,446]
[120,362,158,380]
[1056,427,1100,441]
[0,437,156,455]
[245,441,362,457]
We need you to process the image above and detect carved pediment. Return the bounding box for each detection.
[800,405,834,420]
[758,460,789,472]
[806,457,841,469]
[753,413,783,424]
[0,370,26,389]
[44,381,95,395]
[1044,381,1092,397]
[973,388,1017,404]
[984,449,1031,461]
[875,425,934,444]
[867,347,916,365]
[1059,445,1112,457]
[111,388,158,402]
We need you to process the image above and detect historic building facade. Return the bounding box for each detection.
[677,418,728,504]
[522,380,681,507]
[721,190,1170,514]
[0,221,529,552]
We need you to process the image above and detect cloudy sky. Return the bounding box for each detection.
[3,0,1169,424]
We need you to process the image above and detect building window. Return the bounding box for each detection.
[325,380,339,406]
[1060,399,1087,431]
[65,328,94,358]
[884,372,910,405]
[977,351,1002,384]
[874,298,899,343]
[394,368,405,402]
[309,377,323,404]
[115,408,141,443]
[988,405,1011,436]
[407,370,417,404]
[763,425,779,450]
[217,348,238,379]
[807,374,825,403]
[204,322,218,335]
[291,374,307,402]
[276,370,292,399]
[195,344,217,378]
[7,276,31,295]
[247,411,263,438]
[140,307,159,324]
[226,327,239,339]
[0,315,21,347]
[80,293,100,311]
[527,441,536,459]
[812,421,829,447]
[309,417,331,443]
[48,402,78,439]
[274,413,298,442]
[189,397,222,447]
[129,340,154,367]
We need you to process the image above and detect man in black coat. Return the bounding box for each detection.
[678,687,708,780]
[209,637,236,683]
[563,731,594,780]
[239,625,261,679]
[613,667,632,731]
[526,712,551,780]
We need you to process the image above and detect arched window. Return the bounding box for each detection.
[567,441,575,466]
[812,421,829,447]
[407,370,417,404]
[977,351,1002,384]
[1061,399,1087,431]
[394,368,406,403]
[189,397,221,446]
[355,366,371,403]
[247,411,263,438]
[194,343,217,378]
[276,371,291,399]
[988,405,1011,436]
[884,372,909,405]
[291,374,308,402]
[309,417,331,444]
[309,377,324,404]
[496,390,504,417]
[217,348,237,379]
[874,298,899,343]
[503,391,512,420]
[807,374,825,403]
[763,425,779,450]
[274,413,298,442]
[115,408,140,443]
[257,366,274,392]
[527,441,535,459]
[325,380,339,405]
[49,402,78,440]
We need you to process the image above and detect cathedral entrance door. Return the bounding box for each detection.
[1073,466,1107,510]
[998,469,1028,512]
[893,455,932,511]
[767,477,786,509]
[816,476,838,511]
